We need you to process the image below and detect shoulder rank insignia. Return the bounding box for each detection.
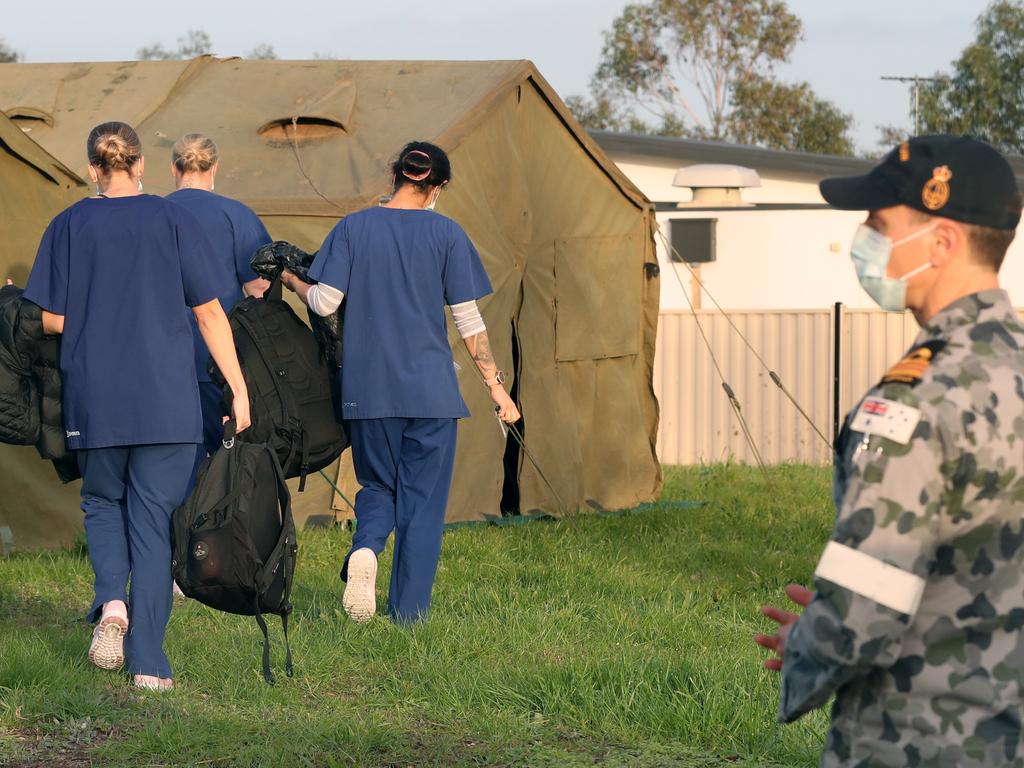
[880,339,946,386]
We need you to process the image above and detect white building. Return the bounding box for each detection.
[593,131,1024,311]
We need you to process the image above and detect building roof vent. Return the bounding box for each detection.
[672,163,760,207]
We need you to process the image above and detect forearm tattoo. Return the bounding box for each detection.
[469,332,497,377]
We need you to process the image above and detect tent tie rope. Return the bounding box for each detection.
[454,342,569,515]
[656,228,831,453]
[286,117,348,214]
[663,246,769,476]
[505,419,569,514]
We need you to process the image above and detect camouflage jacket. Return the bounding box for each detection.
[780,290,1024,767]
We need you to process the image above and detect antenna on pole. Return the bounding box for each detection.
[881,75,943,135]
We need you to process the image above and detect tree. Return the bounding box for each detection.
[0,39,19,63]
[137,29,213,61]
[567,0,855,154]
[728,75,854,155]
[917,0,1024,154]
[247,43,277,60]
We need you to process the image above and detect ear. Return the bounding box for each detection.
[210,161,219,178]
[170,162,179,181]
[87,164,99,184]
[930,219,963,268]
[137,156,145,178]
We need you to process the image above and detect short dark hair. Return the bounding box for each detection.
[909,203,1018,272]
[391,142,451,193]
[965,220,1017,272]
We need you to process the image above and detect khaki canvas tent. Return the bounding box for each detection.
[0,111,88,551]
[0,56,661,547]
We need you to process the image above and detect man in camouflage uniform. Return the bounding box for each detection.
[756,135,1024,767]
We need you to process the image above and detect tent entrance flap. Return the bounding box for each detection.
[500,318,524,515]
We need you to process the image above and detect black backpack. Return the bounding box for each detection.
[172,421,297,683]
[212,289,348,490]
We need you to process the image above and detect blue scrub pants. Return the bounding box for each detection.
[79,443,196,678]
[342,418,457,624]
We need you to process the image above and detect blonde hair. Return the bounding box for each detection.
[172,133,219,173]
[87,122,142,175]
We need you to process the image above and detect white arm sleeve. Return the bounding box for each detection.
[450,300,486,339]
[307,282,345,316]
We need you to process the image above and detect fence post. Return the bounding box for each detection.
[832,302,843,443]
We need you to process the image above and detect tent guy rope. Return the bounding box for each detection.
[656,227,832,453]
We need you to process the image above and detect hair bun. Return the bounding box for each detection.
[401,149,433,181]
[172,133,219,173]
[87,123,142,174]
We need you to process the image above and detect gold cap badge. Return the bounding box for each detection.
[899,141,910,162]
[922,165,953,210]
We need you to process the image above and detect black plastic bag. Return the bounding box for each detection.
[250,241,343,372]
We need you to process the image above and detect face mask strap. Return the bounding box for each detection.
[896,260,934,283]
[890,221,938,249]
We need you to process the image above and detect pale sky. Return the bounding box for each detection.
[2,0,989,153]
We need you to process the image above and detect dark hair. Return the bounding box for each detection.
[87,121,142,175]
[391,142,451,193]
[910,204,1018,272]
[966,220,1017,272]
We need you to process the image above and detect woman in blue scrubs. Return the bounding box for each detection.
[282,142,520,624]
[166,133,271,466]
[24,122,250,690]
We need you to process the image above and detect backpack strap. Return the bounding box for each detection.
[282,608,293,678]
[297,428,310,492]
[254,593,276,685]
[255,448,294,590]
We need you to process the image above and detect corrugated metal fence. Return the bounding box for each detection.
[654,307,1023,465]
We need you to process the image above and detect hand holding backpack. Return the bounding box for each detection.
[172,420,297,684]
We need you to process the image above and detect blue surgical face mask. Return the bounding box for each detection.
[850,223,937,311]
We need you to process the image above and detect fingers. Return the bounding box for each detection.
[754,633,784,672]
[761,604,798,626]
[786,583,814,607]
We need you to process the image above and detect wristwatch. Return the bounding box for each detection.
[485,370,506,387]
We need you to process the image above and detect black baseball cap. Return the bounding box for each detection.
[820,135,1022,230]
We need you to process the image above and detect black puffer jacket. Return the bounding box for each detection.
[0,285,79,482]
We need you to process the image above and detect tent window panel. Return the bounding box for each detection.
[554,235,641,362]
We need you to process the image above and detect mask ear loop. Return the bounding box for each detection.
[891,222,939,281]
[890,221,938,248]
[896,261,934,282]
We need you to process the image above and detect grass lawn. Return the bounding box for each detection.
[0,464,835,767]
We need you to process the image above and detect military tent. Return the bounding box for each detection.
[0,110,88,552]
[0,56,661,546]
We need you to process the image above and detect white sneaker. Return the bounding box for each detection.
[343,548,377,623]
[88,607,128,671]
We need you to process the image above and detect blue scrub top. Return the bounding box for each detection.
[24,195,220,450]
[166,189,272,381]
[309,206,492,420]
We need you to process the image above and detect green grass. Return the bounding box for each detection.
[0,464,834,767]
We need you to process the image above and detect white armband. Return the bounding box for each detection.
[307,282,345,316]
[450,300,486,339]
[815,541,926,616]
